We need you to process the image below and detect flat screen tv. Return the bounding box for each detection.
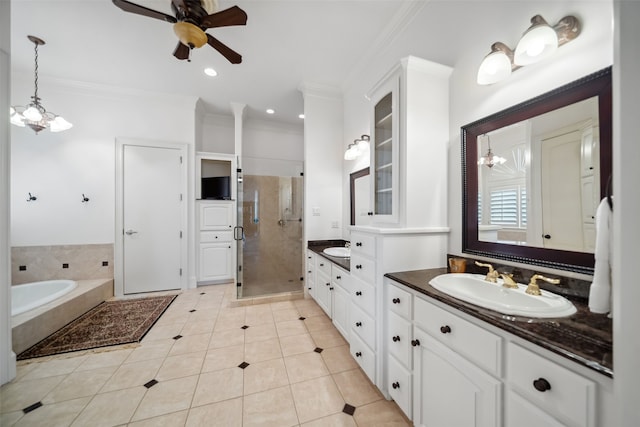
[201,176,231,200]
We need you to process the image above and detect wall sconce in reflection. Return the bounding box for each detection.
[344,135,370,160]
[477,15,580,85]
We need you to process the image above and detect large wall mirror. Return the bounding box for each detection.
[462,67,612,275]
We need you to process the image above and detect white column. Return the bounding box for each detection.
[231,102,246,170]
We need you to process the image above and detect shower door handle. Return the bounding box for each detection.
[234,226,244,241]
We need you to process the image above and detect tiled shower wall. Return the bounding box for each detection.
[11,244,114,285]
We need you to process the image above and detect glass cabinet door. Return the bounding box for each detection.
[371,86,398,223]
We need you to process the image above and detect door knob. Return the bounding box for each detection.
[125,229,138,235]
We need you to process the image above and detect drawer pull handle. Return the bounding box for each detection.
[440,325,452,334]
[326,283,330,286]
[392,382,400,389]
[356,291,362,296]
[392,336,400,342]
[356,242,362,247]
[336,275,341,280]
[411,339,420,347]
[392,298,400,304]
[320,263,324,266]
[533,378,551,392]
[308,270,312,273]
[308,287,311,290]
[356,265,362,269]
[355,352,362,357]
[355,322,362,327]
[329,287,334,290]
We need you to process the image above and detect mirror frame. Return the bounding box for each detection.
[461,66,612,275]
[350,167,370,226]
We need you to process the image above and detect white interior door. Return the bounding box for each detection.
[541,130,584,251]
[123,144,183,294]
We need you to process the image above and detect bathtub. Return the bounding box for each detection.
[11,279,78,316]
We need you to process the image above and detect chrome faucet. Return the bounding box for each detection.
[475,261,499,283]
[499,273,519,289]
[525,274,560,296]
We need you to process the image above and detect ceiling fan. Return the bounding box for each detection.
[112,0,247,63]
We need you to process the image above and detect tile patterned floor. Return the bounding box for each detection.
[1,284,411,426]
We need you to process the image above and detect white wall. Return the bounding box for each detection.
[1,0,16,385]
[10,76,197,246]
[301,84,344,240]
[613,1,640,424]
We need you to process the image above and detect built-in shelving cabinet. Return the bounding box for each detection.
[366,56,452,228]
[196,152,237,284]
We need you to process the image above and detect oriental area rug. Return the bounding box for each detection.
[18,295,176,360]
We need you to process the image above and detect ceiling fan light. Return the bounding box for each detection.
[173,22,208,49]
[514,16,558,66]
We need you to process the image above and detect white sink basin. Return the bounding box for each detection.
[323,247,351,257]
[429,273,576,318]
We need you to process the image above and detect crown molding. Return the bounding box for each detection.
[298,81,343,100]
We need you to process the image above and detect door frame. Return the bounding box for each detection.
[114,138,189,297]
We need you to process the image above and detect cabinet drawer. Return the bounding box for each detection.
[350,233,376,258]
[388,310,412,367]
[507,343,595,427]
[332,266,350,292]
[414,297,502,376]
[316,257,332,276]
[351,303,376,349]
[351,254,375,283]
[200,230,233,243]
[388,355,412,419]
[317,270,331,288]
[350,332,375,383]
[387,283,411,319]
[351,277,375,316]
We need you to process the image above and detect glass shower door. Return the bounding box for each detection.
[236,174,303,298]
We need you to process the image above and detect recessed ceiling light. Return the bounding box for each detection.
[298,114,305,119]
[204,67,217,77]
[266,109,275,114]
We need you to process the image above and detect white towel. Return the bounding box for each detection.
[589,197,612,314]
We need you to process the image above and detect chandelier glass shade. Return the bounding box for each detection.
[478,135,506,168]
[10,35,73,134]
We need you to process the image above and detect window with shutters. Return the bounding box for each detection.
[490,186,526,229]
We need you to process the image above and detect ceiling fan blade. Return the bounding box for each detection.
[206,34,242,64]
[112,0,177,23]
[201,6,248,29]
[173,42,190,61]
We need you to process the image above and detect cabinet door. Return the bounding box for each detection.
[200,202,233,230]
[506,390,566,427]
[332,283,350,341]
[199,243,232,281]
[315,271,332,317]
[412,328,501,427]
[370,76,399,224]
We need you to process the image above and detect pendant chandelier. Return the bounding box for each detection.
[9,35,73,134]
[478,134,506,168]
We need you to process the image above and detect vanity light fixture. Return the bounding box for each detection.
[344,134,370,160]
[478,134,506,168]
[477,15,580,85]
[10,36,73,133]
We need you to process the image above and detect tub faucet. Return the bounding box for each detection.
[475,261,499,283]
[526,274,560,296]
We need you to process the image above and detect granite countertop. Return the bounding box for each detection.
[307,240,350,271]
[386,268,613,378]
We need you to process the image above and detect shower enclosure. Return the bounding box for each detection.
[236,172,303,298]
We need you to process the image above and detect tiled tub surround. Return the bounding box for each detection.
[307,240,351,271]
[11,244,114,285]
[385,257,613,377]
[12,279,114,355]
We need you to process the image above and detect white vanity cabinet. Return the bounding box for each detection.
[384,277,613,427]
[306,250,351,342]
[366,56,452,228]
[197,201,234,282]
